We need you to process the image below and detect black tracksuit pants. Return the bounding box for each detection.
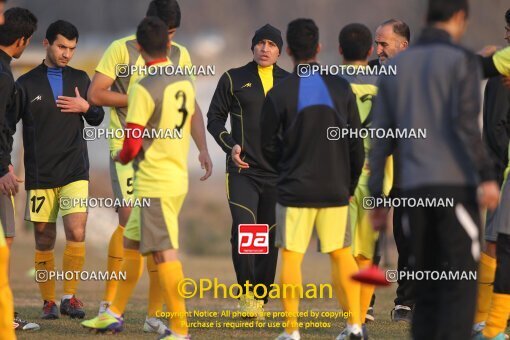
[404,186,480,340]
[369,190,415,309]
[227,172,279,303]
[393,192,415,307]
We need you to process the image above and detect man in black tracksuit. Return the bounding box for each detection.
[0,7,36,219]
[368,1,500,339]
[15,20,103,320]
[207,24,289,310]
[0,6,40,332]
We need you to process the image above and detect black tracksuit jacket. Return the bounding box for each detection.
[0,49,17,177]
[16,62,104,189]
[207,61,289,177]
[260,64,365,207]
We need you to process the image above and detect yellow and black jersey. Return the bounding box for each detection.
[96,34,192,151]
[342,72,378,170]
[126,60,195,197]
[342,72,393,194]
[207,61,289,177]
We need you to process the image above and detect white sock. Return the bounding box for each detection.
[349,323,362,334]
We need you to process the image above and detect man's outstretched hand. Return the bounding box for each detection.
[231,144,249,169]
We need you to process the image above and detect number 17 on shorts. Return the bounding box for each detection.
[238,224,269,254]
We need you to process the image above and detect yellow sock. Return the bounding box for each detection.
[281,249,304,333]
[330,247,361,325]
[0,246,15,340]
[158,260,188,336]
[110,248,143,316]
[35,249,56,301]
[483,293,510,338]
[103,225,124,302]
[147,255,164,317]
[355,256,375,324]
[474,252,497,324]
[63,241,85,296]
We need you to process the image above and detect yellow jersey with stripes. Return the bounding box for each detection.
[342,71,393,194]
[96,35,192,151]
[126,59,195,197]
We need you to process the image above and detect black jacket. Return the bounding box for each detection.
[261,64,364,207]
[369,27,494,197]
[16,62,104,189]
[483,76,510,186]
[0,49,17,177]
[207,61,289,177]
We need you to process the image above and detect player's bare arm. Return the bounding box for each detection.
[190,102,213,180]
[87,72,127,107]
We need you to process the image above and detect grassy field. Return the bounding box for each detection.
[9,174,508,339]
[10,234,412,340]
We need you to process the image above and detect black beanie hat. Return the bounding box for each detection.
[251,24,283,53]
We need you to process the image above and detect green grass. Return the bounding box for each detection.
[11,235,413,340]
[13,290,411,340]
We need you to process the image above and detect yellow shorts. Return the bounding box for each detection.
[349,184,379,259]
[110,151,134,200]
[124,195,186,255]
[25,180,89,223]
[275,203,351,254]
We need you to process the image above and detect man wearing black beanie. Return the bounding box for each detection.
[251,24,284,53]
[207,24,288,315]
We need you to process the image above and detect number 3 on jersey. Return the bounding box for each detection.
[175,90,188,132]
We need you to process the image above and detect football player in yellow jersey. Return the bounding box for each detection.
[339,23,393,338]
[87,0,211,334]
[82,17,195,340]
